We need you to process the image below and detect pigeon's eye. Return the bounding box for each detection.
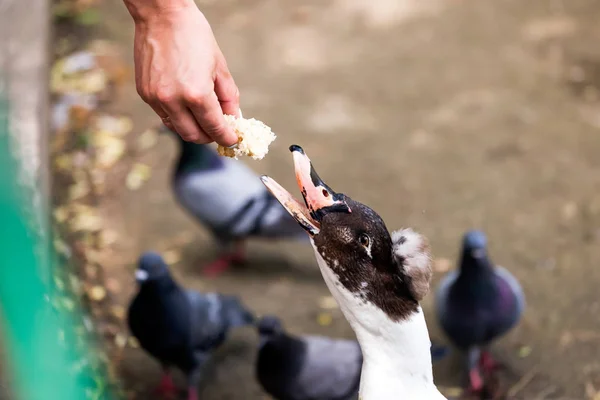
[359,233,370,248]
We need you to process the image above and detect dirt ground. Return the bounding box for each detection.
[79,0,600,398]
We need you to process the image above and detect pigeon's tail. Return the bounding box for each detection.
[220,295,256,328]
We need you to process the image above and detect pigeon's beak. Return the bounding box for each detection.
[260,145,351,236]
[135,269,149,283]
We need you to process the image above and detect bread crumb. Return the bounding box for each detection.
[217,114,277,160]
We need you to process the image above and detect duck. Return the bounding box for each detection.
[434,230,525,394]
[256,315,362,400]
[161,126,308,277]
[260,145,446,400]
[127,251,256,400]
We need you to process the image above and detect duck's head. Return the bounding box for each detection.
[135,251,170,285]
[261,146,433,326]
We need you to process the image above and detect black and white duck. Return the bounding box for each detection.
[260,145,446,400]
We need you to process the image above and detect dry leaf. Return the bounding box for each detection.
[434,257,452,273]
[136,128,159,151]
[92,132,125,169]
[128,337,140,348]
[95,114,133,137]
[317,312,333,326]
[70,210,103,232]
[163,249,182,265]
[68,178,91,201]
[115,333,128,349]
[53,206,70,223]
[126,163,152,190]
[88,285,107,301]
[111,305,126,320]
[318,296,339,310]
[98,229,119,248]
[518,345,532,358]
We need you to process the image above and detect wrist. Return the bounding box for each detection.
[123,0,198,25]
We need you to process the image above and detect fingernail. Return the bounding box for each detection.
[227,143,238,149]
[238,108,243,118]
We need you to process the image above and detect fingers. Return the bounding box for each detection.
[160,99,212,144]
[214,58,241,118]
[187,90,238,147]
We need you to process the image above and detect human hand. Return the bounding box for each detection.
[131,3,240,145]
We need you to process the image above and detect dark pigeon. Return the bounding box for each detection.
[162,126,308,278]
[127,251,255,400]
[255,315,449,400]
[256,315,362,400]
[435,230,525,394]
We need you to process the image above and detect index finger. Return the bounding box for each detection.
[187,92,238,147]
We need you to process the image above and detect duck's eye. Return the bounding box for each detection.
[359,233,370,248]
[322,189,329,197]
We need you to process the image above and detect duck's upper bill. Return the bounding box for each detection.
[260,145,351,236]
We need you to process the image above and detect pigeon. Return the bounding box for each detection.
[256,315,362,400]
[162,126,308,277]
[255,315,449,400]
[127,251,256,400]
[434,230,525,395]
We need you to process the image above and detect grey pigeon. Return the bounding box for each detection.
[256,315,362,400]
[127,251,256,400]
[435,230,525,395]
[163,126,308,277]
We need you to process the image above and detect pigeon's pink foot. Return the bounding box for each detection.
[467,368,484,395]
[187,387,198,400]
[202,255,234,278]
[480,351,500,374]
[203,243,246,277]
[155,373,177,398]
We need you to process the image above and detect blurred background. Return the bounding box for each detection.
[1,0,600,399]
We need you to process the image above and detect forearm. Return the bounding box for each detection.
[122,0,197,23]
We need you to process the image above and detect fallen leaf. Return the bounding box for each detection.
[128,337,140,348]
[92,132,126,169]
[88,285,106,301]
[110,305,126,320]
[126,163,152,190]
[68,178,91,201]
[53,206,70,223]
[70,210,103,232]
[54,154,73,171]
[114,333,128,349]
[518,345,532,358]
[95,114,133,137]
[317,312,333,326]
[105,278,121,293]
[98,229,119,248]
[434,257,452,273]
[136,128,159,151]
[318,296,339,310]
[162,249,182,265]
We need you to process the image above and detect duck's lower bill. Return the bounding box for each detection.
[260,144,350,236]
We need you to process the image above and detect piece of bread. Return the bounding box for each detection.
[217,114,277,160]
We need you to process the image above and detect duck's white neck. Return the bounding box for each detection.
[310,242,444,400]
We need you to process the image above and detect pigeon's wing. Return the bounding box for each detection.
[495,265,525,315]
[293,336,362,400]
[173,157,269,235]
[487,266,525,338]
[185,290,228,351]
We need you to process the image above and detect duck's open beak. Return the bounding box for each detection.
[260,145,351,236]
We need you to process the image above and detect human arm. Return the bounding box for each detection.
[122,0,240,146]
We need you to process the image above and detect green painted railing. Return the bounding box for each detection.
[0,93,116,400]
